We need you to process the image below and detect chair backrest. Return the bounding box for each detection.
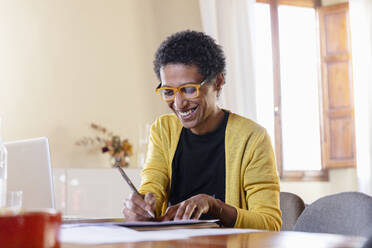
[280,192,306,231]
[294,191,372,237]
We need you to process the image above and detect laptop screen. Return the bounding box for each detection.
[5,137,55,209]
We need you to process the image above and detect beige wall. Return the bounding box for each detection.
[281,168,358,204]
[0,0,202,168]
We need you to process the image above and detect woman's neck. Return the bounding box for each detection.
[190,108,225,135]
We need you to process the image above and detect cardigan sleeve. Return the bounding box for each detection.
[138,119,170,217]
[234,130,282,230]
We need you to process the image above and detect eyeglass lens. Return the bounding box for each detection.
[159,85,198,100]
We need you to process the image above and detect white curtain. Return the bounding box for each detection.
[349,0,372,195]
[199,0,257,120]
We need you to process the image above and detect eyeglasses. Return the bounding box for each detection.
[155,79,207,102]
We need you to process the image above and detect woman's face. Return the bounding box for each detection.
[159,63,223,134]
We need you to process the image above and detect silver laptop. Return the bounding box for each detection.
[5,137,55,209]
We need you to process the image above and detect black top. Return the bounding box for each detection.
[169,110,229,208]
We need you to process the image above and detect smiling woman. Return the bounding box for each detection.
[122,30,282,230]
[0,0,203,168]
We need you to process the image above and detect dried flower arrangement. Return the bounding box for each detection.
[75,123,133,167]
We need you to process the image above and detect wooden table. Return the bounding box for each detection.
[61,230,366,248]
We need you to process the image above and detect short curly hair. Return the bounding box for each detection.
[153,30,226,82]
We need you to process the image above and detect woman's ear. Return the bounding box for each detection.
[214,73,225,92]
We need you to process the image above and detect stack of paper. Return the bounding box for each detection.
[60,219,260,245]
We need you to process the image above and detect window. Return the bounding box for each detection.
[254,0,355,181]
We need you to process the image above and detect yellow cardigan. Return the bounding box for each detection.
[139,112,282,230]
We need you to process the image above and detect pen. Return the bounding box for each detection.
[114,159,155,218]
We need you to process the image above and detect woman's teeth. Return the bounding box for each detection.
[179,107,197,117]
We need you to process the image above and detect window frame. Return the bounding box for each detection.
[256,0,329,181]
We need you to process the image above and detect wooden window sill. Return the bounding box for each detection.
[280,169,329,182]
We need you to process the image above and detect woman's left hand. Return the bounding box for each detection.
[160,194,218,221]
[159,194,238,227]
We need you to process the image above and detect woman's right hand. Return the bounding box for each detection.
[122,192,156,221]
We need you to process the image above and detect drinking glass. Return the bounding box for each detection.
[7,191,22,213]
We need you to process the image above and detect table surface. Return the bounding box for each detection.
[61,230,366,248]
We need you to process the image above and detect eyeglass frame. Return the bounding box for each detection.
[155,78,208,102]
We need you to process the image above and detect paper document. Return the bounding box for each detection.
[61,226,179,244]
[63,219,220,230]
[60,225,260,244]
